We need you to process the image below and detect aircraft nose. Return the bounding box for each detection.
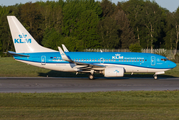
[169,61,177,69]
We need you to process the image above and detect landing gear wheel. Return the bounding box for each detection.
[89,74,94,80]
[154,75,157,80]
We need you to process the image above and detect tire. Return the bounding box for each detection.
[89,74,94,80]
[154,75,157,80]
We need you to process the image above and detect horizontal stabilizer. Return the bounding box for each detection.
[8,51,29,57]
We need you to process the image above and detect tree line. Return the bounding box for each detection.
[0,0,179,56]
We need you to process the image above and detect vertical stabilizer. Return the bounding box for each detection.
[7,16,57,53]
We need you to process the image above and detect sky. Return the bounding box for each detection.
[1,0,179,12]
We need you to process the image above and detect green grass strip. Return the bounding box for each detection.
[0,91,179,119]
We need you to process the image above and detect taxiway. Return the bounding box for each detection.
[0,77,179,93]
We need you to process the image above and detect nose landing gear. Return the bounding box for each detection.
[153,72,165,80]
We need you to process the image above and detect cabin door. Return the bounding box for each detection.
[41,56,46,65]
[151,56,155,66]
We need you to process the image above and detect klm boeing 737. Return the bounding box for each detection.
[7,16,176,80]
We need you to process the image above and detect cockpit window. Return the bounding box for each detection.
[161,58,168,61]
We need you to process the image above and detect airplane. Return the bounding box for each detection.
[7,16,176,80]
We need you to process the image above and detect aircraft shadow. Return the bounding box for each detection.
[38,70,176,79]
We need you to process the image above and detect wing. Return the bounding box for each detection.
[58,47,105,71]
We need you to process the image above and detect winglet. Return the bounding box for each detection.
[62,44,69,52]
[58,47,71,61]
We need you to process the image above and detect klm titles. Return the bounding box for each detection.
[14,34,31,43]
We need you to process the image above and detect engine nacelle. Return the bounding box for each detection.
[104,67,124,77]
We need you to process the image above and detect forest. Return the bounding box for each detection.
[0,0,179,56]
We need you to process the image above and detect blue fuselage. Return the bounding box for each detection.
[13,52,176,71]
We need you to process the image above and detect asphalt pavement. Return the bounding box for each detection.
[0,77,179,93]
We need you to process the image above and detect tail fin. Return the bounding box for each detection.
[7,16,57,53]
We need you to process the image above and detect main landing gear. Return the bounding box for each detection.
[89,74,94,80]
[154,75,157,80]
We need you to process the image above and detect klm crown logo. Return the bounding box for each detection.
[114,70,119,73]
[14,33,31,43]
[19,34,27,38]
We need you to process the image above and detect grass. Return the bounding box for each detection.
[0,91,179,119]
[0,57,80,77]
[0,57,179,78]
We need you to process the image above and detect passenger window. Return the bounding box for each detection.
[161,58,168,61]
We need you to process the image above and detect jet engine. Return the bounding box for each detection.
[104,67,124,77]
